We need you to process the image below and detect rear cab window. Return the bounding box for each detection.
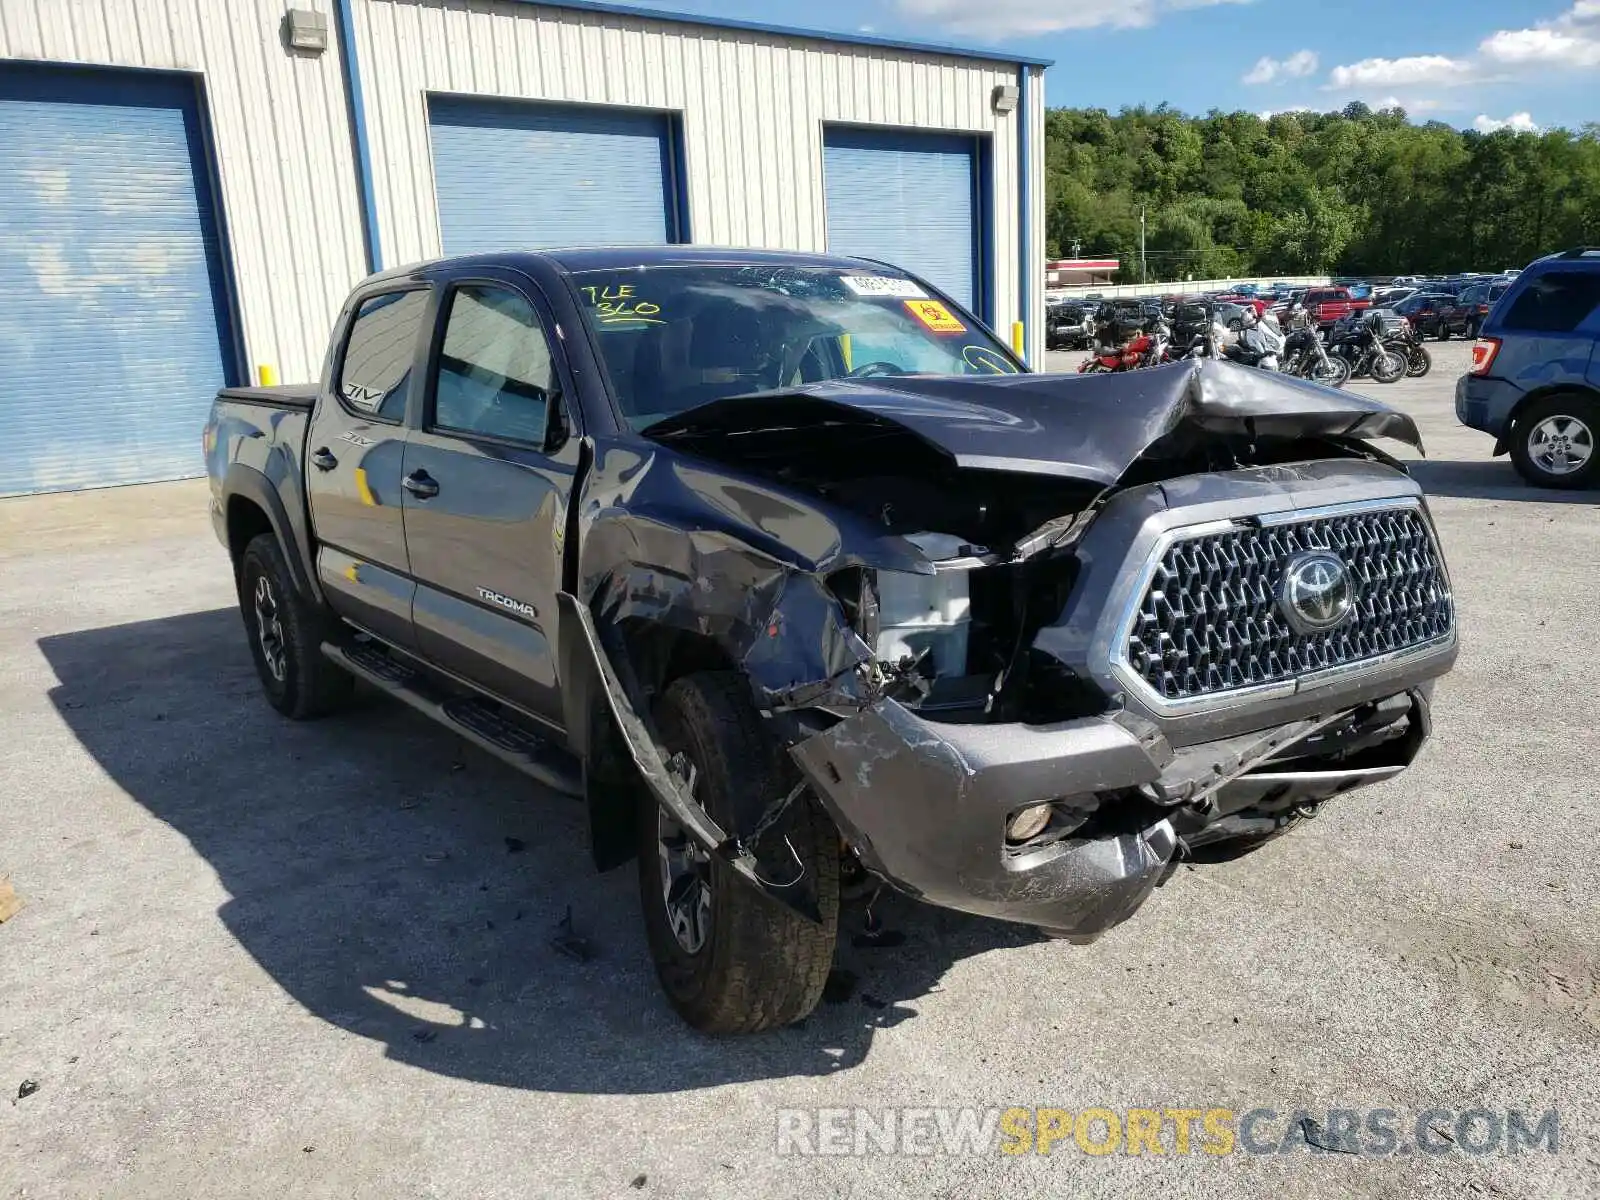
[338,290,429,421]
[1500,271,1600,333]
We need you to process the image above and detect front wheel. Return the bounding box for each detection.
[1310,354,1351,389]
[1510,394,1599,489]
[638,673,840,1034]
[237,534,353,719]
[1368,349,1406,384]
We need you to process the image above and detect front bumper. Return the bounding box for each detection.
[791,686,1436,940]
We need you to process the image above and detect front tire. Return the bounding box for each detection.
[237,534,353,719]
[638,673,840,1034]
[1368,350,1406,384]
[1310,354,1351,388]
[1403,343,1432,378]
[1510,394,1599,489]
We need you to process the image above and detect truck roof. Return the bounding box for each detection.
[366,245,903,287]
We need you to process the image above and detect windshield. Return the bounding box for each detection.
[570,264,1021,429]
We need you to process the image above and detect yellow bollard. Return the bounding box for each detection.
[257,363,279,387]
[1011,321,1025,359]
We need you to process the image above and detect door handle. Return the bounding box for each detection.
[402,470,439,500]
[310,447,338,472]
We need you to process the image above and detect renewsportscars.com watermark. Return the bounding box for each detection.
[775,1106,1560,1159]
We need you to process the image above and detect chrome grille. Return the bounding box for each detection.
[1123,505,1453,702]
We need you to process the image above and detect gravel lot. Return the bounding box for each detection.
[2,343,1597,1199]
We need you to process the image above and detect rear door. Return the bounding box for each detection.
[1491,267,1600,390]
[306,288,430,649]
[399,272,578,728]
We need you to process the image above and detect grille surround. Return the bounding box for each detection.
[1110,498,1454,712]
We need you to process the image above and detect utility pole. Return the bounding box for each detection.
[1138,205,1147,284]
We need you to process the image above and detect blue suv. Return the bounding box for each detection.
[1457,248,1600,488]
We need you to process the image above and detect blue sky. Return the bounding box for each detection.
[628,0,1597,132]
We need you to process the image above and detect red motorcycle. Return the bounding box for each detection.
[1077,326,1165,373]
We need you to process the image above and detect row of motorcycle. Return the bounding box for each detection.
[1071,300,1431,388]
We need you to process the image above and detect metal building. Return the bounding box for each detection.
[0,0,1047,496]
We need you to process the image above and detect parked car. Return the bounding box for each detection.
[1392,292,1470,340]
[1303,287,1372,329]
[203,245,1459,1032]
[1454,278,1514,339]
[1046,299,1094,350]
[1457,246,1600,488]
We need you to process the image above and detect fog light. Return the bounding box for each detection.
[1007,803,1054,843]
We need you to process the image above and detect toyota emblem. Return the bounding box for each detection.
[1280,552,1354,634]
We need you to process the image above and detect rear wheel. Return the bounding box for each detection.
[237,534,353,719]
[1510,394,1599,489]
[637,672,840,1033]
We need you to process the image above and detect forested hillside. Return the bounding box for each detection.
[1044,103,1600,280]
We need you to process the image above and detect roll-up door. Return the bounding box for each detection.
[0,64,235,496]
[429,97,679,254]
[823,126,982,312]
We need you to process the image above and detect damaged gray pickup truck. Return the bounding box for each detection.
[205,247,1457,1033]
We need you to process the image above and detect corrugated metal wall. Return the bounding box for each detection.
[0,0,366,384]
[349,0,1030,336]
[0,0,1044,399]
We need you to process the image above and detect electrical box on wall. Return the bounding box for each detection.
[285,8,329,53]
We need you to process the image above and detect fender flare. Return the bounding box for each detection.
[221,463,323,604]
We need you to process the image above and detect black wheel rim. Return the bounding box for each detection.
[252,573,288,684]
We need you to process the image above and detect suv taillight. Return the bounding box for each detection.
[1469,337,1501,376]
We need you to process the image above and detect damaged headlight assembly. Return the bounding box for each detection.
[832,532,994,696]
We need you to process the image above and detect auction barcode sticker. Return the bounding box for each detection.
[841,275,928,299]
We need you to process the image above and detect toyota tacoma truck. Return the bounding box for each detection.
[205,247,1458,1033]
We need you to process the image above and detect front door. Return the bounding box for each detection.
[306,287,431,649]
[399,277,578,728]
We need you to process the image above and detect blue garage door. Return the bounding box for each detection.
[429,97,678,254]
[824,127,982,312]
[0,65,234,496]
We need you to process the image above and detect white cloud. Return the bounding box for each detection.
[1473,111,1539,133]
[1242,49,1318,85]
[1258,105,1314,119]
[1327,55,1474,89]
[894,0,1252,36]
[1480,26,1600,68]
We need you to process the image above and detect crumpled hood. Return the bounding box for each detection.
[643,358,1423,486]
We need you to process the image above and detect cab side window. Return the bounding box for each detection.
[433,284,555,445]
[338,290,428,420]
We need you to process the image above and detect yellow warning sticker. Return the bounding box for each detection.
[904,299,966,333]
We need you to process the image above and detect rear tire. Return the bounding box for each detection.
[1509,394,1600,490]
[638,672,840,1034]
[237,534,353,719]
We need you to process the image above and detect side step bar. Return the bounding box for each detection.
[323,641,583,798]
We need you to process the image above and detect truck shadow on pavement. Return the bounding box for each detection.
[39,608,1040,1094]
[1408,459,1600,504]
